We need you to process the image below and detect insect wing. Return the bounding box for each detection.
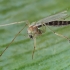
[35,11,67,26]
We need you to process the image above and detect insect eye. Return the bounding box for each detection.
[29,35,33,39]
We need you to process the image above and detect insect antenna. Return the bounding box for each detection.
[0,23,27,57]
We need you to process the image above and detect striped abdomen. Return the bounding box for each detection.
[38,21,70,28]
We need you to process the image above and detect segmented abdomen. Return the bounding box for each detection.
[38,21,70,28]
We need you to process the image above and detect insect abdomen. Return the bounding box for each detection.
[46,21,70,26]
[38,21,70,28]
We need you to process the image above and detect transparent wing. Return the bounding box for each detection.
[35,11,67,26]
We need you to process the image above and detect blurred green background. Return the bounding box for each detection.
[0,0,70,70]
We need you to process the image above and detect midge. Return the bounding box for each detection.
[0,11,70,59]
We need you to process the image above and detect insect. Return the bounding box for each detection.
[0,11,70,59]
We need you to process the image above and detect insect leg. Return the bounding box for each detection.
[0,21,26,27]
[0,23,27,57]
[32,37,36,59]
[46,26,70,42]
[25,20,30,26]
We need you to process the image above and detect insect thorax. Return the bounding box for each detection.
[28,25,42,39]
